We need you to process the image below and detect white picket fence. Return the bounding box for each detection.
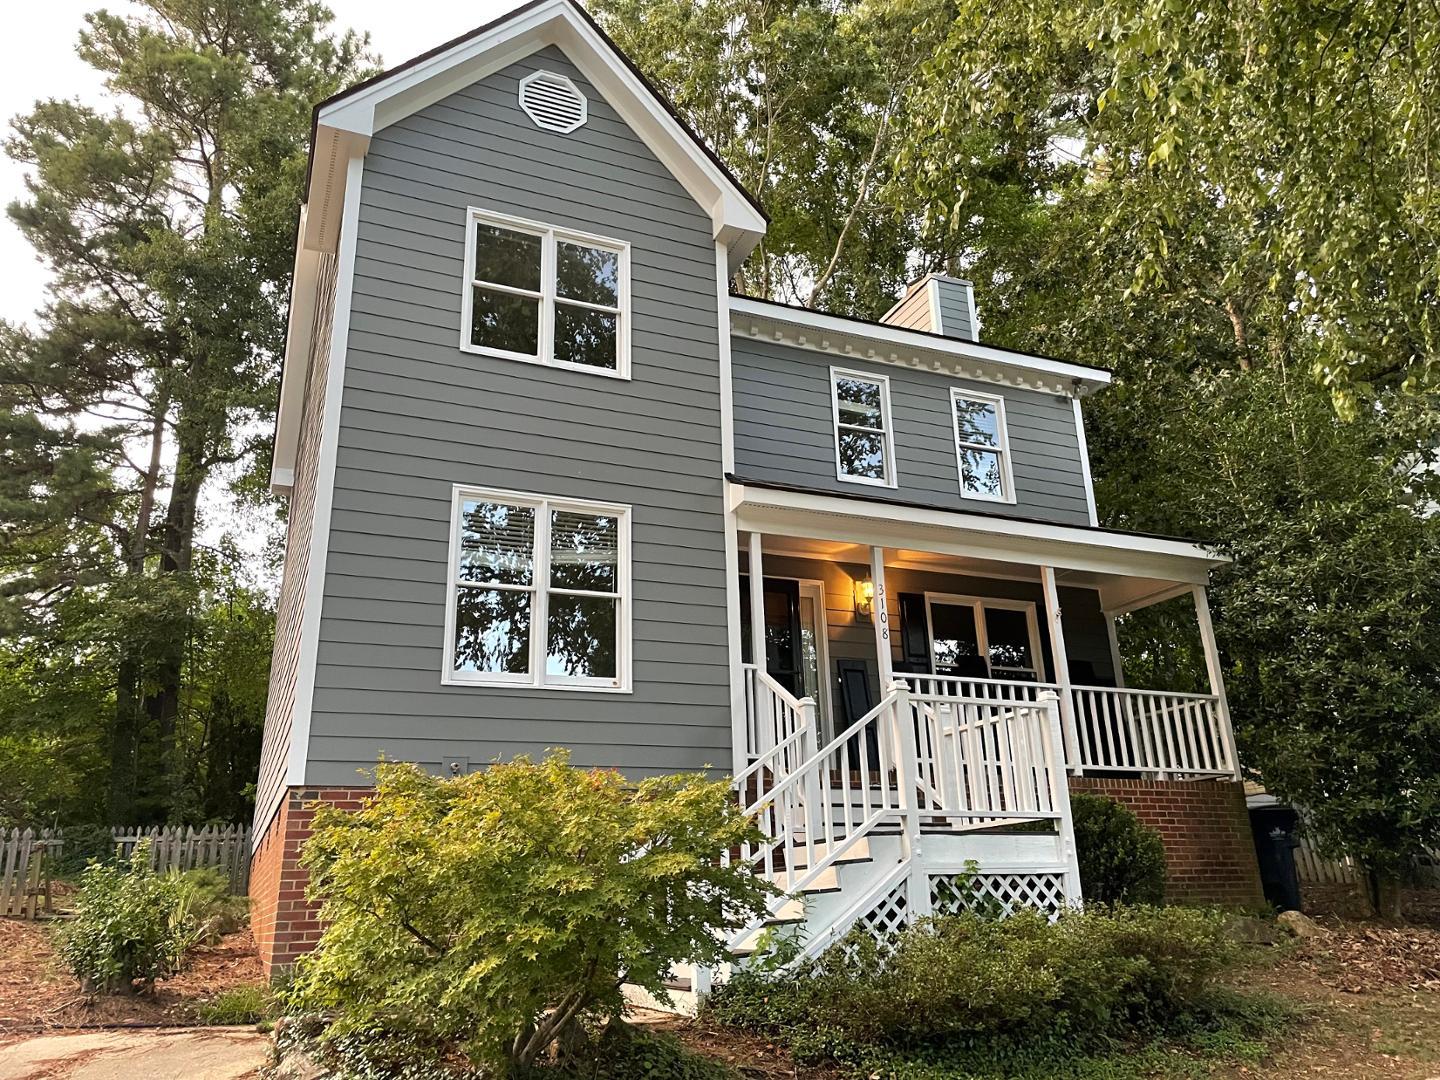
[1,823,251,919]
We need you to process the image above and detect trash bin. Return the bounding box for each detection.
[1249,805,1302,911]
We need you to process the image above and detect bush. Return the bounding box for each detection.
[706,905,1240,1062]
[169,867,248,951]
[286,752,773,1074]
[1071,793,1167,904]
[195,984,275,1025]
[56,842,187,993]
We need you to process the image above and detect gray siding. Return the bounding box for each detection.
[306,45,730,784]
[732,338,1091,525]
[931,279,976,341]
[256,254,338,834]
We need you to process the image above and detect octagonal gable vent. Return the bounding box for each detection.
[518,70,588,134]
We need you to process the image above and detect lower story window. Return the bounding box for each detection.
[444,486,631,691]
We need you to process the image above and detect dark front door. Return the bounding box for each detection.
[740,576,804,699]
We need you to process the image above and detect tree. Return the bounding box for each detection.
[0,0,368,823]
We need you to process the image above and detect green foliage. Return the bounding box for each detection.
[0,0,370,826]
[169,867,248,951]
[1070,794,1167,905]
[287,753,773,1073]
[707,906,1239,1063]
[56,842,186,993]
[535,1025,737,1080]
[195,984,275,1026]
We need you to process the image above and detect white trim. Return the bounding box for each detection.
[1072,396,1099,527]
[728,481,1228,583]
[829,366,898,488]
[1104,612,1126,688]
[950,388,1015,504]
[731,296,1110,395]
[964,280,979,340]
[795,579,834,738]
[517,69,587,133]
[286,152,366,791]
[923,591,1045,683]
[313,0,764,266]
[870,545,893,686]
[927,277,944,335]
[460,206,631,379]
[441,484,633,692]
[718,245,745,775]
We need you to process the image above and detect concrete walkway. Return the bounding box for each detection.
[0,1027,267,1080]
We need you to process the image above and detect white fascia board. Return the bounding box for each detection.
[314,0,764,270]
[271,213,320,494]
[730,296,1111,395]
[728,481,1226,583]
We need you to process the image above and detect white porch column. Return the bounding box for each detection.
[1192,585,1241,779]
[748,531,766,673]
[869,545,893,685]
[1040,566,1082,774]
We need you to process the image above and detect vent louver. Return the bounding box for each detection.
[518,71,588,134]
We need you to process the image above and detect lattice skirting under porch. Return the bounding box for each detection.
[929,871,1069,918]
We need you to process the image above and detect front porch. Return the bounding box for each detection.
[712,481,1258,964]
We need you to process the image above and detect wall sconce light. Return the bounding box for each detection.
[854,577,875,620]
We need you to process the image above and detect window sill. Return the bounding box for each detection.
[441,673,634,694]
[837,474,899,490]
[960,491,1018,506]
[459,342,631,381]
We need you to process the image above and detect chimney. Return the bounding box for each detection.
[880,274,979,342]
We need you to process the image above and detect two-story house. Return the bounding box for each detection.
[250,0,1263,983]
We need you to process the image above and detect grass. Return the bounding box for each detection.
[194,984,276,1026]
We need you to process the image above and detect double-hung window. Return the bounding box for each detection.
[462,208,629,377]
[951,389,1013,502]
[444,486,631,691]
[830,368,896,486]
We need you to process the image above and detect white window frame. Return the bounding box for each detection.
[442,484,633,693]
[950,388,1015,503]
[460,206,631,380]
[829,366,897,488]
[924,592,1046,682]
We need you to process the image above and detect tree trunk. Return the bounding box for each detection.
[1366,870,1404,922]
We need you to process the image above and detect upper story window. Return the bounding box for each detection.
[461,208,630,378]
[444,486,631,692]
[830,367,896,487]
[951,389,1014,502]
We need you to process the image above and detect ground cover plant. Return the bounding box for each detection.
[705,905,1290,1076]
[285,753,773,1075]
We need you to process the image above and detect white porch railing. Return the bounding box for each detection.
[894,676,1237,780]
[729,671,1079,951]
[1069,684,1233,779]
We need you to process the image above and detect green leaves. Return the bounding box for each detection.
[288,753,774,1072]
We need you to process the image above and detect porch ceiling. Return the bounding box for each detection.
[730,480,1225,615]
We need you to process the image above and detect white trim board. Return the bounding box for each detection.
[728,481,1227,586]
[731,296,1110,397]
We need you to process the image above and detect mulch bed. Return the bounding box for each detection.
[1292,919,1440,996]
[0,916,265,1033]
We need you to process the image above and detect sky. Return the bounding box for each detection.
[0,0,520,328]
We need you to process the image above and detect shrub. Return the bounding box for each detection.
[1071,793,1167,904]
[56,842,186,993]
[706,905,1239,1062]
[169,867,248,951]
[195,984,275,1025]
[287,753,773,1073]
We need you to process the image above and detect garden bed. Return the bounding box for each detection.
[0,917,265,1034]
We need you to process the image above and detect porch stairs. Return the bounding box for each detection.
[629,675,1083,1016]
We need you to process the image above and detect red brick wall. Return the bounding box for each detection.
[1069,777,1263,908]
[249,786,372,978]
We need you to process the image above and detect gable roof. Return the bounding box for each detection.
[273,0,768,493]
[299,0,766,265]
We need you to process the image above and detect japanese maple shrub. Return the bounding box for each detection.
[288,753,772,1073]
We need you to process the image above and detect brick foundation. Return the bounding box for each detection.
[1069,777,1264,908]
[249,786,372,978]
